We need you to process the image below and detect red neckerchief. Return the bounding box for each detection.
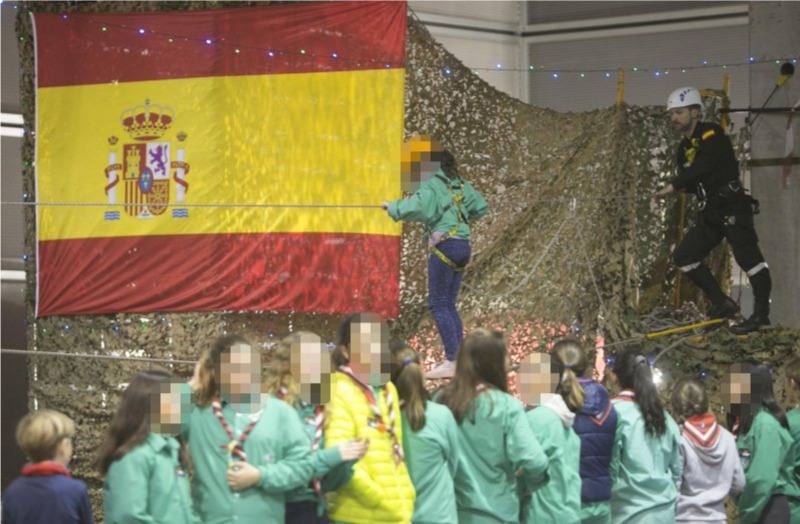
[338,366,404,465]
[21,461,71,477]
[684,413,721,448]
[589,403,614,426]
[613,390,636,402]
[211,396,263,463]
[310,404,325,495]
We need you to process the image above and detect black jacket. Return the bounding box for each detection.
[672,122,742,211]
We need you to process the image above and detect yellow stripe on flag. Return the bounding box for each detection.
[36,69,404,240]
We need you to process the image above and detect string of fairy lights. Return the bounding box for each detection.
[4,4,793,383]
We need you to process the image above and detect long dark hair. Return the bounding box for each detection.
[390,341,427,431]
[97,370,188,475]
[333,312,387,370]
[612,348,666,436]
[729,362,788,436]
[432,149,458,180]
[193,334,253,406]
[440,329,508,424]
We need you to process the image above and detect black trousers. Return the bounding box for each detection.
[285,501,328,524]
[757,494,790,524]
[673,209,770,307]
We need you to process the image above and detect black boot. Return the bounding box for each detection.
[731,302,770,334]
[732,266,772,334]
[708,296,740,320]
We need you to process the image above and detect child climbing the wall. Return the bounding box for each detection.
[516,343,583,524]
[2,409,93,524]
[609,348,682,523]
[186,334,313,524]
[264,331,368,523]
[324,313,415,523]
[390,342,471,524]
[438,328,549,522]
[725,363,800,524]
[671,377,744,524]
[98,370,198,524]
[382,136,488,379]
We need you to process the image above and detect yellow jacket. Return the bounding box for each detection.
[324,372,415,523]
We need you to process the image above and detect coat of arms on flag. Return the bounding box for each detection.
[103,100,190,220]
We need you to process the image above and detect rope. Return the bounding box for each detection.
[1,347,194,365]
[2,195,647,209]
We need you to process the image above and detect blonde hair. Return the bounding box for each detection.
[16,409,75,462]
[551,339,587,413]
[263,334,302,406]
[786,356,800,390]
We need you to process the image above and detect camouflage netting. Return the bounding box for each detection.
[15,2,799,518]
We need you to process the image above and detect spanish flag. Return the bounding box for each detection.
[33,2,405,317]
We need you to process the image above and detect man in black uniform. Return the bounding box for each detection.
[653,87,771,333]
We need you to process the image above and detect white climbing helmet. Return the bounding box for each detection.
[666,87,702,110]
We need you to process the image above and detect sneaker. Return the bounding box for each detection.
[427,360,456,379]
[708,297,740,320]
[731,312,771,334]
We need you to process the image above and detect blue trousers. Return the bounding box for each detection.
[428,238,471,361]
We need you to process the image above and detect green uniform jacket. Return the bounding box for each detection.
[787,409,800,494]
[447,389,549,524]
[103,433,199,524]
[386,169,487,240]
[737,409,800,524]
[610,396,682,524]
[402,401,464,524]
[182,395,313,524]
[521,404,582,524]
[285,402,352,512]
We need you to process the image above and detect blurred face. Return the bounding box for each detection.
[290,333,332,405]
[349,320,390,386]
[220,343,261,405]
[722,369,751,407]
[668,106,698,135]
[401,142,443,193]
[151,381,190,434]
[518,352,558,406]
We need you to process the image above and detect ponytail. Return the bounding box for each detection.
[613,348,666,436]
[390,344,427,431]
[552,339,588,413]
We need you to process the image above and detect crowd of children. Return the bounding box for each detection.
[4,314,800,524]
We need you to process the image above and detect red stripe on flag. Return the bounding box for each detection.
[37,232,400,318]
[34,1,406,87]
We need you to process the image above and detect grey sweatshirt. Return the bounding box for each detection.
[675,414,746,523]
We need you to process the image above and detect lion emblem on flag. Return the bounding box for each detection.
[103,99,190,220]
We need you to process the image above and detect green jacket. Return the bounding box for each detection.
[387,169,487,240]
[182,395,313,524]
[787,409,800,492]
[285,402,353,512]
[402,401,464,524]
[610,395,682,524]
[737,409,800,524]
[103,433,199,524]
[521,398,582,524]
[446,389,549,524]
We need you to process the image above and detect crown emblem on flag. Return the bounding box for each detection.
[120,99,174,141]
